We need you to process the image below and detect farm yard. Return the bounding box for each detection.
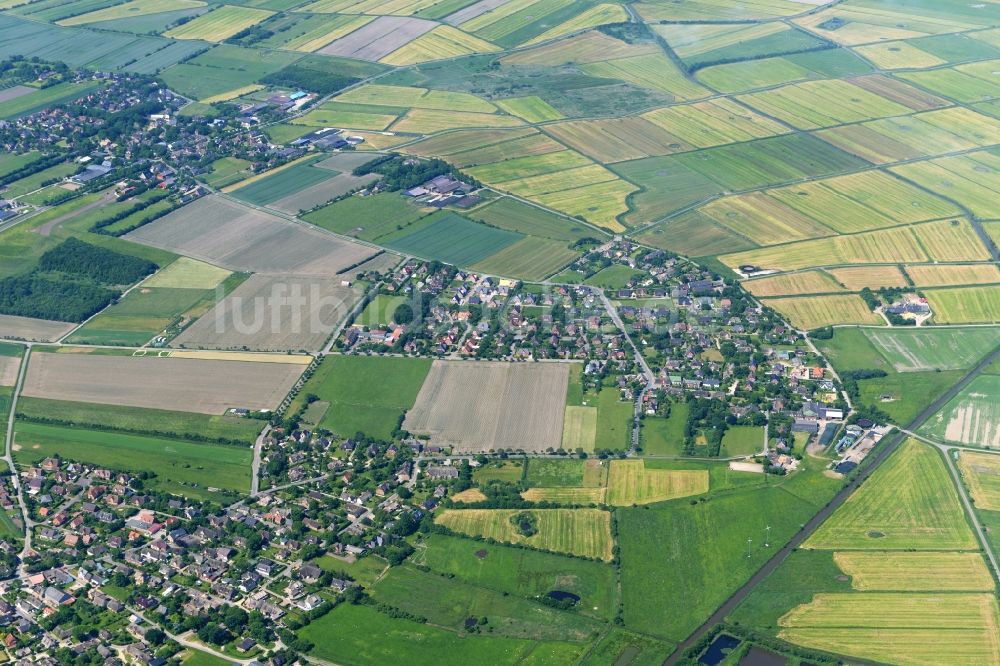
[21,350,305,415]
[404,361,569,452]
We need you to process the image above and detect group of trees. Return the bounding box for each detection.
[38,237,157,284]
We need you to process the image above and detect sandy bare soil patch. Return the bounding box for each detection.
[0,356,20,386]
[404,360,568,452]
[171,275,360,352]
[126,195,375,276]
[22,351,304,414]
[0,314,76,342]
[319,16,435,61]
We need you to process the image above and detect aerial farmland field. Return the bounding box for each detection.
[957,450,1000,511]
[405,361,568,452]
[22,350,304,415]
[921,375,1000,448]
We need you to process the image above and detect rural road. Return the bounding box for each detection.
[250,424,271,496]
[2,344,33,567]
[663,341,1000,664]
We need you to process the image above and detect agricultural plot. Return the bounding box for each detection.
[434,508,614,560]
[721,219,985,273]
[22,351,304,415]
[853,40,946,69]
[392,108,525,133]
[414,532,617,621]
[126,195,376,277]
[171,275,360,352]
[0,80,100,119]
[833,551,995,591]
[14,422,252,499]
[925,286,1000,324]
[655,22,826,69]
[542,116,692,164]
[227,156,338,205]
[521,3,628,46]
[580,53,709,100]
[863,326,1000,373]
[405,361,568,452]
[561,405,598,452]
[0,355,19,387]
[804,439,978,550]
[641,98,788,149]
[335,84,496,112]
[0,314,75,342]
[469,197,596,244]
[762,295,881,330]
[696,48,873,94]
[793,1,993,46]
[458,0,595,48]
[827,265,908,291]
[159,45,302,101]
[318,15,437,60]
[471,237,579,281]
[605,460,708,506]
[380,25,499,65]
[891,150,1000,219]
[921,375,1000,449]
[744,271,845,297]
[778,593,1000,666]
[500,30,660,66]
[635,0,823,21]
[58,0,206,26]
[898,59,1000,103]
[906,264,1000,287]
[164,4,273,41]
[370,565,602,642]
[265,14,373,52]
[817,107,1000,164]
[957,450,1000,511]
[532,179,635,232]
[290,354,431,440]
[303,192,427,241]
[381,212,524,266]
[737,76,944,130]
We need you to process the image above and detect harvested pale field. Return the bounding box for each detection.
[445,0,511,25]
[0,314,75,342]
[912,220,991,262]
[827,265,909,291]
[501,31,659,66]
[520,487,606,503]
[543,117,690,163]
[22,352,303,415]
[392,108,524,134]
[0,85,33,103]
[435,508,614,560]
[165,350,312,364]
[701,193,834,246]
[744,271,846,297]
[170,275,360,352]
[127,196,375,277]
[833,551,995,591]
[318,16,436,61]
[404,360,568,452]
[925,286,1000,324]
[957,450,1000,510]
[335,85,495,113]
[763,295,881,330]
[494,96,563,123]
[0,355,19,386]
[164,5,272,42]
[923,375,1000,448]
[451,488,487,503]
[605,460,708,506]
[144,257,231,290]
[779,593,1000,666]
[380,25,499,65]
[561,405,597,452]
[906,264,1000,287]
[642,98,788,148]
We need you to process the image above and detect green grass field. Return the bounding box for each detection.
[0,151,44,178]
[862,326,1000,372]
[582,628,674,666]
[921,374,1000,448]
[202,157,252,189]
[304,192,428,242]
[0,80,101,119]
[66,285,213,347]
[593,387,633,451]
[413,532,616,620]
[805,439,977,550]
[299,602,567,666]
[640,402,689,456]
[382,212,524,267]
[229,157,337,207]
[13,422,251,500]
[470,197,599,244]
[619,471,839,641]
[370,565,602,641]
[473,460,524,483]
[15,396,261,443]
[721,425,764,457]
[290,355,431,440]
[357,294,408,328]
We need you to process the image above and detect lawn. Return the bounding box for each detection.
[291,355,431,440]
[435,508,614,561]
[13,422,252,500]
[473,460,524,483]
[525,459,588,487]
[804,439,977,550]
[593,387,633,451]
[720,425,764,457]
[357,294,408,327]
[202,157,252,189]
[640,404,688,456]
[583,264,643,290]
